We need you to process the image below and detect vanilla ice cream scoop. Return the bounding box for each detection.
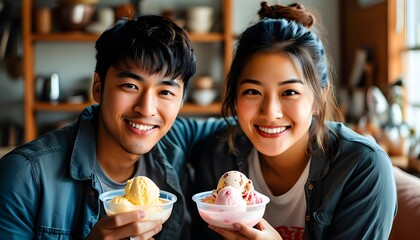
[125,176,160,205]
[109,195,135,212]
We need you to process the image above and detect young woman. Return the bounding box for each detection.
[190,2,397,239]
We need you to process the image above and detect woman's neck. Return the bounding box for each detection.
[259,136,310,195]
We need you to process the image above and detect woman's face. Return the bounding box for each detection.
[236,53,315,157]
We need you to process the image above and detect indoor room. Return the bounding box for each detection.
[0,0,419,239]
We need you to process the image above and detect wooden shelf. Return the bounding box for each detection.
[34,101,95,111]
[31,32,99,42]
[189,32,223,42]
[341,0,405,93]
[180,102,221,115]
[31,32,228,43]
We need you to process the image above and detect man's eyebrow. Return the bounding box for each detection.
[117,71,181,88]
[162,79,181,88]
[117,71,143,81]
[239,78,304,85]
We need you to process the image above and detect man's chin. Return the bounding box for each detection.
[124,143,156,156]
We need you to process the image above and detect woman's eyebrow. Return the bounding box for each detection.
[239,79,262,85]
[239,78,304,85]
[279,79,304,85]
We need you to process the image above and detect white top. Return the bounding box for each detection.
[96,156,146,193]
[248,148,310,238]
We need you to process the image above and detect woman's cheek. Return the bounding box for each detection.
[236,100,257,119]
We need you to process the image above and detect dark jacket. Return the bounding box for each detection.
[189,122,397,240]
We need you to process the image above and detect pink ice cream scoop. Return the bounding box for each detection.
[245,189,264,205]
[214,186,246,206]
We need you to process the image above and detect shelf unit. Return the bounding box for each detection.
[341,0,405,93]
[340,0,406,124]
[22,0,234,142]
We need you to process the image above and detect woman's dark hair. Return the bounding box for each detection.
[94,15,196,98]
[222,2,341,154]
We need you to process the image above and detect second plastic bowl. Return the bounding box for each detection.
[192,191,270,229]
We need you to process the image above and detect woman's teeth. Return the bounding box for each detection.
[258,126,286,134]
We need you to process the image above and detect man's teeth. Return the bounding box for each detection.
[129,122,154,130]
[258,126,286,134]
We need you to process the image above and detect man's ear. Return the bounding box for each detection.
[92,73,102,103]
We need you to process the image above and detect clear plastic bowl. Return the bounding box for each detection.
[192,191,270,229]
[99,189,177,223]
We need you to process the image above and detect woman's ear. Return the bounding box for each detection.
[325,84,331,94]
[313,84,330,115]
[92,73,102,103]
[313,107,319,115]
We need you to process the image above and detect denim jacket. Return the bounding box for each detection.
[0,105,227,239]
[189,122,397,240]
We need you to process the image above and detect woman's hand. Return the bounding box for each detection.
[86,210,162,240]
[209,219,282,240]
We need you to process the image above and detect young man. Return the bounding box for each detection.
[0,15,226,239]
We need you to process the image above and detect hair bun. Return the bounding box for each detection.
[258,1,315,28]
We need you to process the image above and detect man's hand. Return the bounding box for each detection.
[209,219,282,240]
[87,210,163,240]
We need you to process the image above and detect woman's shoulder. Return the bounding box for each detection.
[326,121,384,152]
[324,121,391,169]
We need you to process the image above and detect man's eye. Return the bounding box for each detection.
[242,89,260,95]
[123,83,138,90]
[160,90,175,96]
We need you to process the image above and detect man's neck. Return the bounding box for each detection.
[96,117,142,183]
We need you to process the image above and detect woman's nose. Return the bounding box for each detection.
[259,94,284,120]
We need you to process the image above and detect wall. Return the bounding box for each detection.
[0,0,339,134]
[231,0,340,84]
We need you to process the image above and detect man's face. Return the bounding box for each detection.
[93,62,184,157]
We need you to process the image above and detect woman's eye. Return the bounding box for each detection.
[242,89,260,95]
[282,89,299,96]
